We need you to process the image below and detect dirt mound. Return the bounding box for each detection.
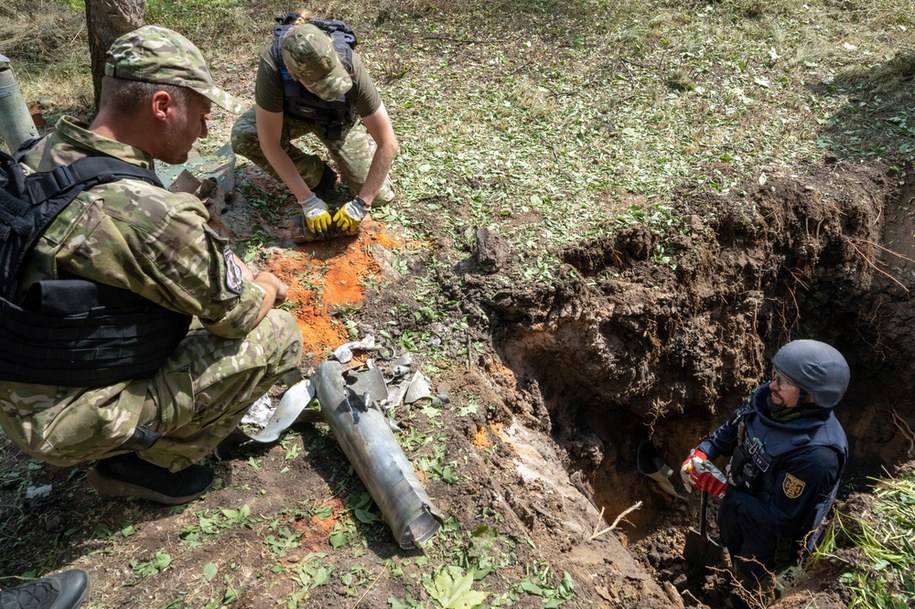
[464,160,915,606]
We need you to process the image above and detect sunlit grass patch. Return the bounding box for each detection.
[819,471,915,608]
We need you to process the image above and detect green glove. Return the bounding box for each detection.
[300,194,332,236]
[332,197,368,233]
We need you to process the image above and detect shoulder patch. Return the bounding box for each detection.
[782,473,806,499]
[223,245,244,295]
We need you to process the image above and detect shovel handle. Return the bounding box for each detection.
[699,490,709,537]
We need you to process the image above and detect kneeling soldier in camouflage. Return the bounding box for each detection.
[231,9,398,242]
[0,26,302,505]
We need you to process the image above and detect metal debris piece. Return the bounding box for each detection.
[343,367,389,403]
[313,361,444,549]
[637,440,688,500]
[333,335,376,364]
[385,381,409,410]
[249,380,315,444]
[404,371,433,404]
[388,353,414,380]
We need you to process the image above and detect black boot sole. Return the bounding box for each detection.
[87,467,207,505]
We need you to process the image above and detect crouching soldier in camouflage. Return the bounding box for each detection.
[230,9,398,243]
[0,26,302,505]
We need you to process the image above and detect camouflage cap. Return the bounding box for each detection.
[281,24,352,101]
[105,25,245,114]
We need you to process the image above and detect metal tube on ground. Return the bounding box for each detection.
[313,361,444,549]
[0,55,39,153]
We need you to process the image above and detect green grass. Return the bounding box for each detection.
[818,471,915,608]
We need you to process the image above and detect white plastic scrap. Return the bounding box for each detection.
[333,334,376,364]
[26,485,52,500]
[241,393,275,428]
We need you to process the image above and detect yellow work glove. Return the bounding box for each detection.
[332,197,368,233]
[300,194,332,237]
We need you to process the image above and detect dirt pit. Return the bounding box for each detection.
[3,160,914,609]
[477,159,915,607]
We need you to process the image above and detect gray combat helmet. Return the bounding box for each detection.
[772,339,850,408]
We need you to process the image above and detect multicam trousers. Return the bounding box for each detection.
[0,310,302,472]
[230,108,395,204]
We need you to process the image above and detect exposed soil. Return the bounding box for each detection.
[2,157,915,609]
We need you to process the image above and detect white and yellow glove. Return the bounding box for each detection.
[332,197,368,233]
[300,194,332,237]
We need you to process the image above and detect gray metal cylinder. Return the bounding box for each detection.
[0,54,39,154]
[313,361,444,549]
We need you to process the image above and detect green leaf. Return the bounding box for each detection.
[329,529,349,548]
[425,566,489,609]
[354,507,379,524]
[203,562,218,582]
[153,552,172,570]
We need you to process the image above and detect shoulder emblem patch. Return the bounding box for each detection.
[782,473,806,499]
[223,245,244,295]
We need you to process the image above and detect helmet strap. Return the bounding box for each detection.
[797,389,809,406]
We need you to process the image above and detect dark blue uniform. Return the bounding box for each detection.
[698,384,847,581]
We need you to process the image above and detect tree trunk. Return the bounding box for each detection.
[86,0,146,110]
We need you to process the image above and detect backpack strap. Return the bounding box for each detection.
[21,155,162,203]
[0,153,162,299]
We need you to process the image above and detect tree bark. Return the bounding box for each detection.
[86,0,146,110]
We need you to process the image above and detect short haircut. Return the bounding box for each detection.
[99,75,192,116]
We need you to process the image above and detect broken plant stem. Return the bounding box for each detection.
[351,562,389,609]
[590,501,643,540]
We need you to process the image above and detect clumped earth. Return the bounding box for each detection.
[3,154,914,609]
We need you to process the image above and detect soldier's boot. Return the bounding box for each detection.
[88,452,214,505]
[0,570,88,609]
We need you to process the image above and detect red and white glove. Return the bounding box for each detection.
[680,448,727,498]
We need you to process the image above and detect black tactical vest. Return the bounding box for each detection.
[271,17,359,138]
[0,142,192,387]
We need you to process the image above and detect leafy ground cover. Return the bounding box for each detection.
[2,1,915,608]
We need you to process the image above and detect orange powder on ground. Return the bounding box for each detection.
[472,425,493,449]
[289,497,345,552]
[264,221,401,362]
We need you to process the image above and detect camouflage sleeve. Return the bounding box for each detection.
[56,181,266,338]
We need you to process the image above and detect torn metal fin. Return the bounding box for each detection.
[249,379,315,444]
[343,367,389,403]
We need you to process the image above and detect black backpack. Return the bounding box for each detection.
[273,12,358,49]
[0,142,191,386]
[270,14,360,135]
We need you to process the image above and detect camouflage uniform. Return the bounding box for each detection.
[0,28,302,473]
[230,24,395,204]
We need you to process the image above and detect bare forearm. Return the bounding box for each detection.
[358,142,396,206]
[260,140,312,201]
